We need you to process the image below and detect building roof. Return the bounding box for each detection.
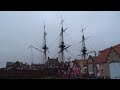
[48,58,59,62]
[47,57,59,63]
[96,44,120,63]
[96,48,110,63]
[113,44,120,55]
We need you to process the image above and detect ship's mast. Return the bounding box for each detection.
[81,26,87,60]
[59,16,65,63]
[28,22,48,64]
[42,22,48,64]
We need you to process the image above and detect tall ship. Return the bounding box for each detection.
[0,17,102,79]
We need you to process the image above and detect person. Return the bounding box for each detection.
[72,65,77,79]
[63,70,67,79]
[67,67,70,79]
[76,66,81,78]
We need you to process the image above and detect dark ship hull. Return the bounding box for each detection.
[0,69,60,79]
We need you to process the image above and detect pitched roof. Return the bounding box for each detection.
[96,48,110,63]
[96,44,120,63]
[113,44,120,55]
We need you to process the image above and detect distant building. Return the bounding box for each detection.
[47,57,59,68]
[74,59,88,75]
[88,55,96,76]
[6,61,30,70]
[73,55,96,77]
[6,62,14,68]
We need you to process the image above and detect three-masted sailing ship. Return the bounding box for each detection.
[0,17,96,79]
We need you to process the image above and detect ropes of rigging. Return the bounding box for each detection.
[48,35,60,48]
[66,50,76,59]
[64,32,76,44]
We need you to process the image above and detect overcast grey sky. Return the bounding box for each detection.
[0,11,120,68]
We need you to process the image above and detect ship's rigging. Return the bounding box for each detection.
[42,22,48,64]
[28,17,94,65]
[81,26,87,60]
[58,16,71,63]
[28,22,48,64]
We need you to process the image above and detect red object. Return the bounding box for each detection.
[76,67,80,75]
[63,71,67,78]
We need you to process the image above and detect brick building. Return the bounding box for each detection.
[46,57,59,68]
[96,44,120,79]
